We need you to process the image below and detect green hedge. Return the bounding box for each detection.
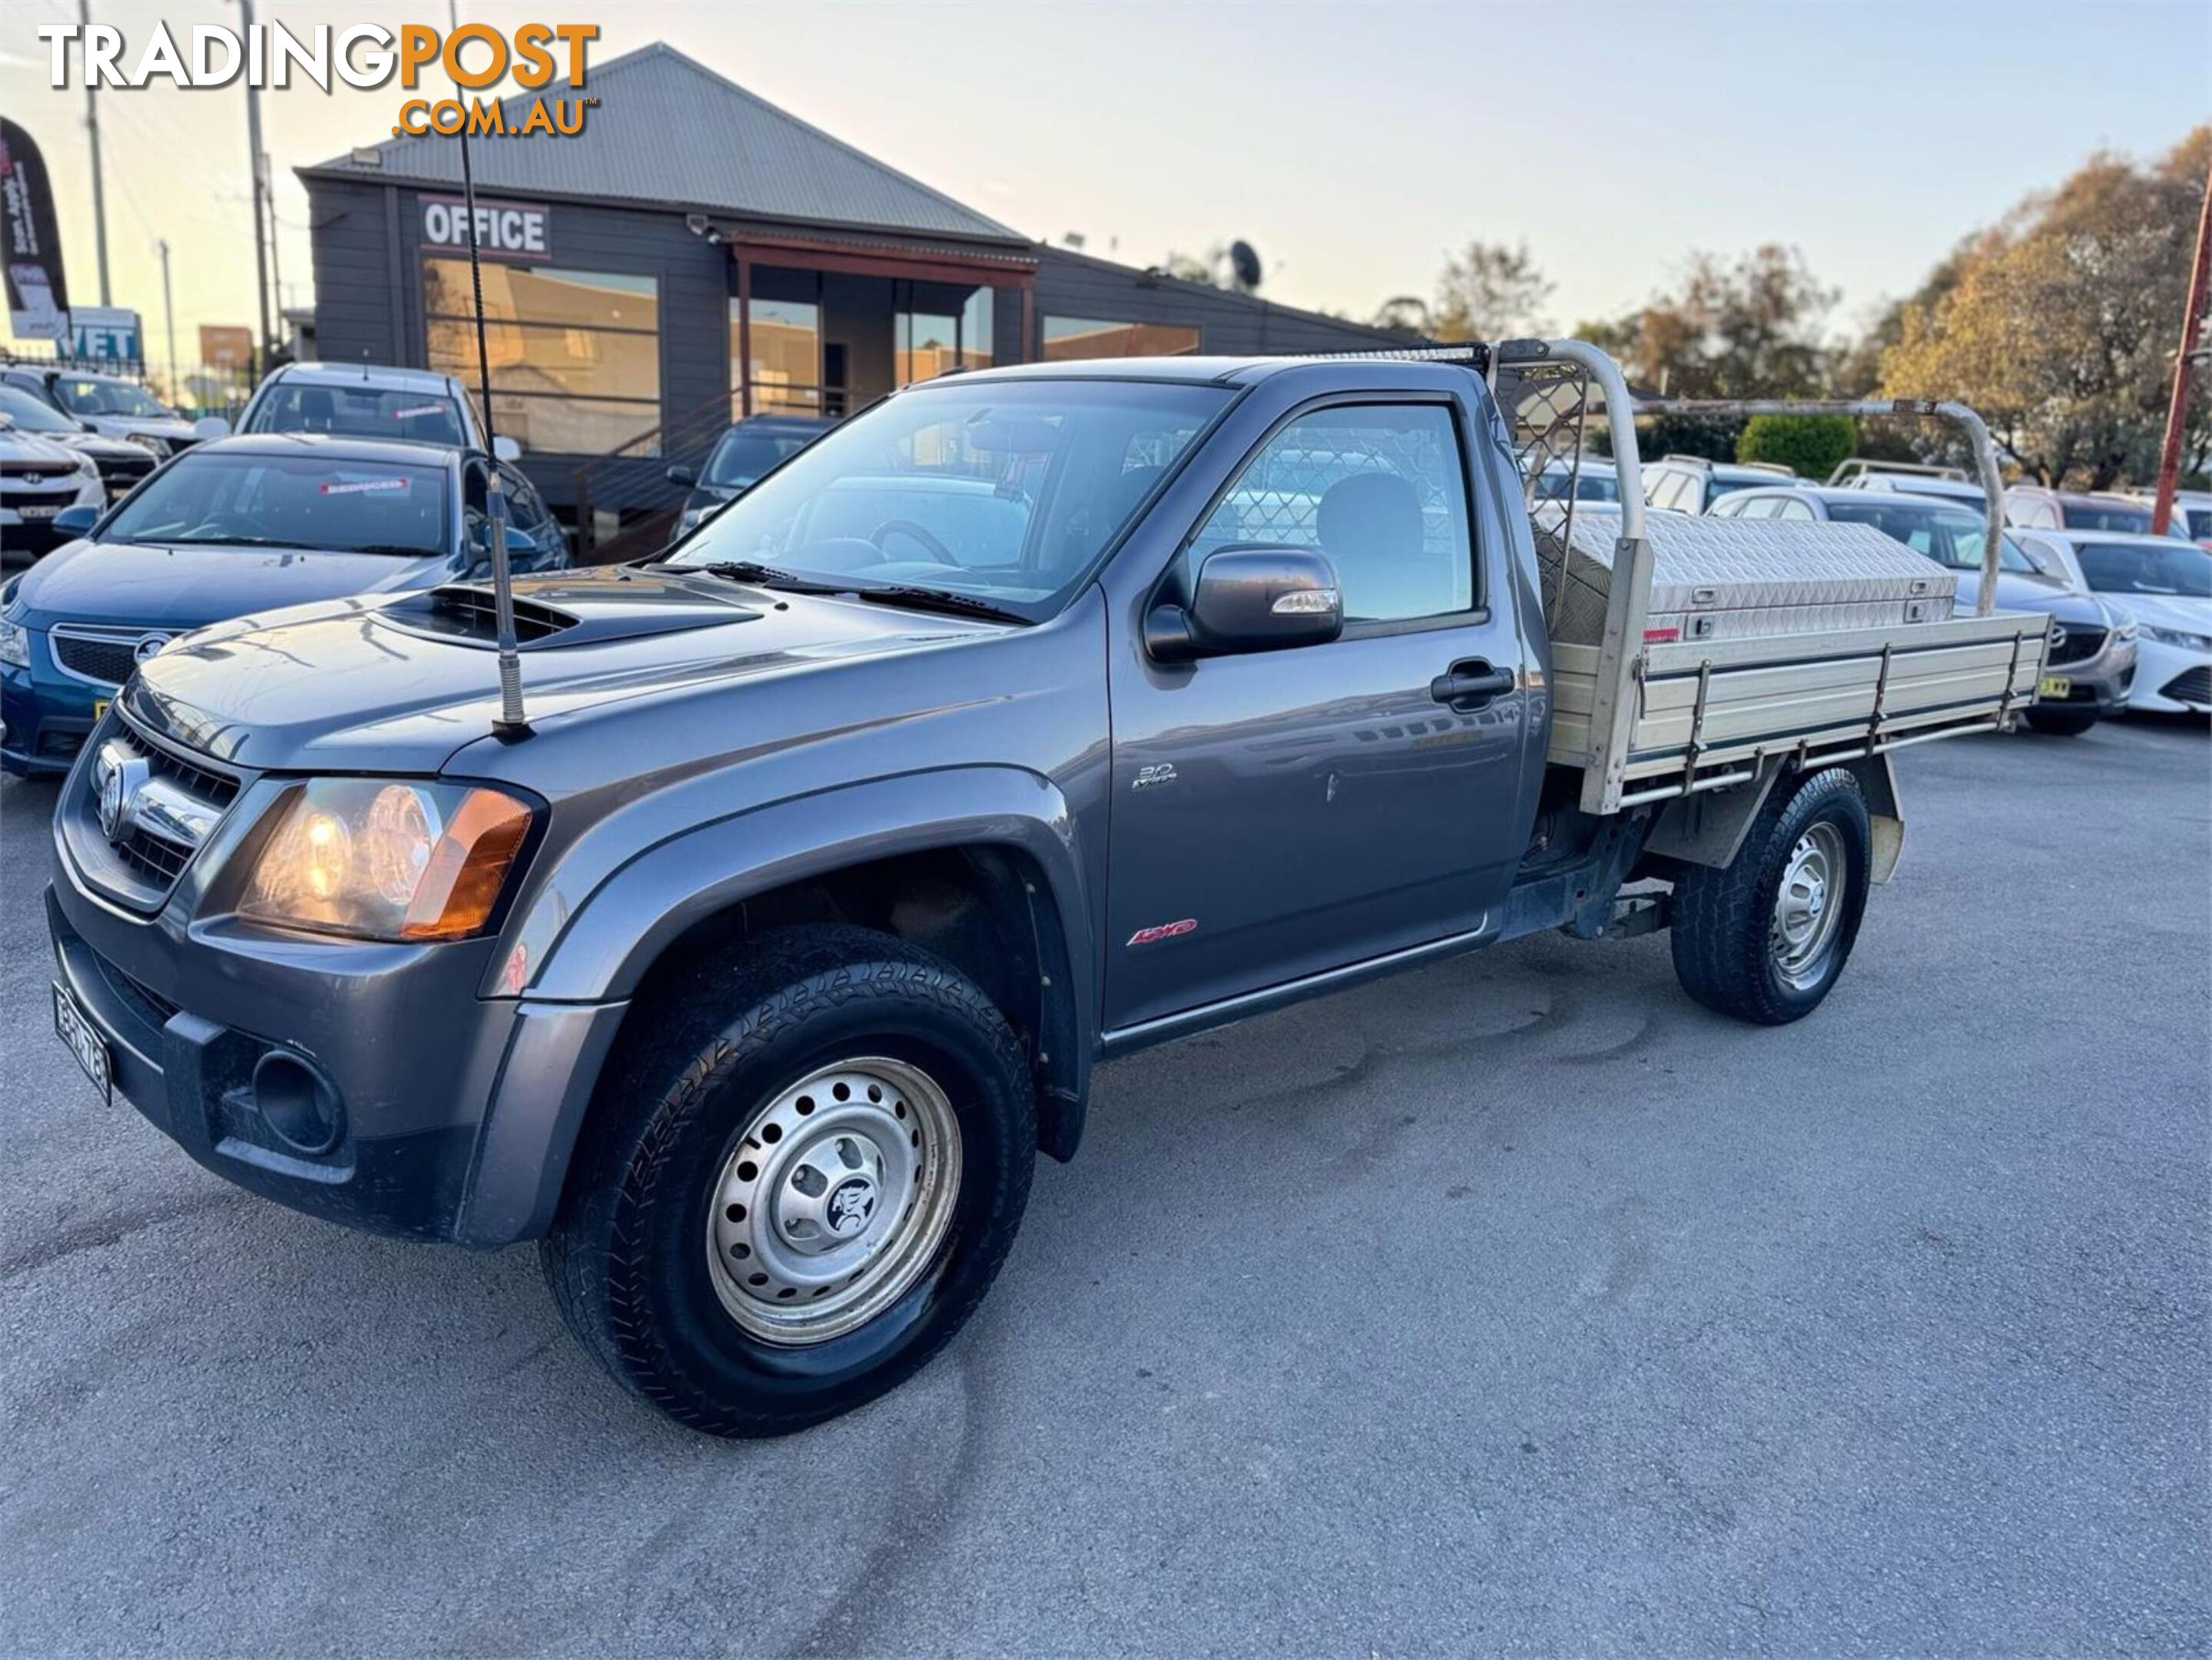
[1736,413,1858,480]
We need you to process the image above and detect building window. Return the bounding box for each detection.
[1042,317,1200,361]
[424,259,661,455]
[895,282,993,387]
[731,293,824,417]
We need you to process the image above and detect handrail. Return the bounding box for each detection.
[1630,397,2005,618]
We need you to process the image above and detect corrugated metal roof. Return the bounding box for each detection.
[303,42,1025,246]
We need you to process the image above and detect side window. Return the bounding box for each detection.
[1774,496,1815,521]
[1189,403,1475,624]
[499,464,548,534]
[1643,466,1676,506]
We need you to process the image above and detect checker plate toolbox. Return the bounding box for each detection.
[1488,340,2048,812]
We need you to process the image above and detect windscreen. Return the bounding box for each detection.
[705,428,821,489]
[101,452,451,556]
[2072,541,2212,599]
[1825,499,1991,566]
[669,379,1231,619]
[2059,500,2154,534]
[54,376,171,419]
[245,383,468,447]
[0,386,81,433]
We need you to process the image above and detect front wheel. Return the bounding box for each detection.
[1670,768,1872,1025]
[542,925,1036,1436]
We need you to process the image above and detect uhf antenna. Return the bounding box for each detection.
[456,118,529,739]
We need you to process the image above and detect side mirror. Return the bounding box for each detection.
[1146,546,1344,663]
[492,435,522,463]
[665,463,698,489]
[192,417,230,440]
[52,504,101,539]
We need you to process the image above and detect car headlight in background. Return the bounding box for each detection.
[237,779,536,941]
[0,616,29,671]
[2141,626,2212,652]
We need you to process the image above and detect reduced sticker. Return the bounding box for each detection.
[320,476,410,496]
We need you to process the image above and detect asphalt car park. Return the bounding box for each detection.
[0,717,2205,1656]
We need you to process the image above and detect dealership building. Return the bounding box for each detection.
[298,42,1401,536]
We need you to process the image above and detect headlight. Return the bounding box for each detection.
[0,616,29,671]
[2113,619,2138,642]
[237,779,535,941]
[2143,626,2212,652]
[71,450,99,477]
[138,435,171,457]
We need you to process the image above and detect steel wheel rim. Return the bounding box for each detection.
[1769,821,1847,989]
[706,1057,963,1346]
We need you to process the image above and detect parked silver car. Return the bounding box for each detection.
[1709,485,2137,734]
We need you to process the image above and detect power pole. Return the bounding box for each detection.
[158,238,178,406]
[2151,151,2212,537]
[81,0,111,307]
[239,0,274,380]
[263,150,284,357]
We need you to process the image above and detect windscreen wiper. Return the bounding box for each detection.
[845,585,1030,625]
[695,559,847,594]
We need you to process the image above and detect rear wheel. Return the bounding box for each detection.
[1670,768,1872,1025]
[542,925,1035,1436]
[2025,706,2099,736]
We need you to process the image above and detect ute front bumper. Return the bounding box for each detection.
[46,867,628,1248]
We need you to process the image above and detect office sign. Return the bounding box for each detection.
[420,195,549,261]
[70,306,141,362]
[0,118,70,339]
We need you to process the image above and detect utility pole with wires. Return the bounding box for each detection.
[263,151,285,357]
[80,0,112,306]
[2150,151,2212,539]
[237,0,274,380]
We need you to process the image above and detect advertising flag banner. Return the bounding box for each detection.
[0,120,70,340]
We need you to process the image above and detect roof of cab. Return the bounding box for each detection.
[263,362,460,395]
[190,432,466,466]
[917,354,1482,390]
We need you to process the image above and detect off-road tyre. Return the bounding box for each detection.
[2025,706,2099,737]
[1669,767,1872,1026]
[542,925,1035,1436]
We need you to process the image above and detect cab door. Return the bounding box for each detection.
[1101,393,1537,1033]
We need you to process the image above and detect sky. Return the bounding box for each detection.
[2,0,2206,366]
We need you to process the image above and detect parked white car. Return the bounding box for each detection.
[2123,488,2212,549]
[2015,530,2211,713]
[0,417,104,563]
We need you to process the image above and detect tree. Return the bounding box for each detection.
[1879,126,2212,487]
[1584,244,1838,399]
[1737,413,1858,480]
[1433,241,1553,342]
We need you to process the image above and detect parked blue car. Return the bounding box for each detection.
[1,433,568,775]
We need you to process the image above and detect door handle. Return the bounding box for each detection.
[1430,659,1515,711]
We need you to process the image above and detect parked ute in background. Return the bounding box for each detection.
[2010,530,2211,715]
[1837,467,1993,514]
[0,417,105,566]
[0,386,161,505]
[1707,484,2134,735]
[2,435,568,775]
[1640,453,1796,513]
[668,414,837,538]
[0,364,207,457]
[42,344,2048,1436]
[237,362,522,462]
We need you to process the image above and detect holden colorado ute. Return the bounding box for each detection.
[40,340,2046,1435]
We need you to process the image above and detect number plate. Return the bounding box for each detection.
[18,504,61,520]
[52,982,112,1107]
[2038,675,2073,699]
